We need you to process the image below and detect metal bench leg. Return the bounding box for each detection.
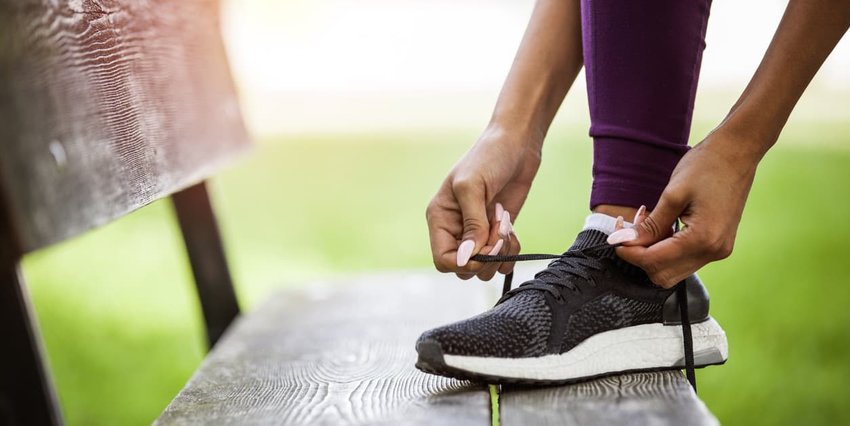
[172,181,240,348]
[0,260,63,426]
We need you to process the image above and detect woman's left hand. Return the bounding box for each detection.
[608,128,760,287]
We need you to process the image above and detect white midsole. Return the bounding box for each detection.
[443,317,728,381]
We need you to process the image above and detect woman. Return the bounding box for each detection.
[416,0,850,384]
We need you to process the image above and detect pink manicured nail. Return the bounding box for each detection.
[615,216,624,231]
[488,239,504,255]
[495,203,505,222]
[607,228,638,245]
[633,205,646,226]
[499,211,511,237]
[457,240,475,267]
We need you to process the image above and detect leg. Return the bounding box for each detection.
[582,0,713,214]
[0,260,63,426]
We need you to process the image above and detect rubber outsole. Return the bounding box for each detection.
[415,337,727,386]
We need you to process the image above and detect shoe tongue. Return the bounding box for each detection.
[568,229,650,281]
[568,229,611,252]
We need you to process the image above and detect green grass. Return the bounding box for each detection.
[22,120,850,425]
[489,384,500,426]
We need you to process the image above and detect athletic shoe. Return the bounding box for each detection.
[415,229,727,385]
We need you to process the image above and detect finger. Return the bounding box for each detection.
[476,238,504,281]
[453,177,490,266]
[616,231,707,287]
[498,217,520,275]
[483,209,512,276]
[489,207,508,243]
[494,212,514,275]
[456,272,476,280]
[473,206,511,278]
[427,198,489,275]
[608,194,683,246]
[497,210,511,238]
[491,184,528,230]
[428,207,465,273]
[473,206,509,279]
[632,195,683,245]
[632,205,647,227]
[499,225,512,256]
[615,216,624,231]
[429,191,505,275]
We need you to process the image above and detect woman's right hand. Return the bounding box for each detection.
[426,124,542,281]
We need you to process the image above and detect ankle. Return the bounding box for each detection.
[592,204,639,221]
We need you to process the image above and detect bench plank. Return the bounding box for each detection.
[499,363,718,425]
[159,265,718,425]
[157,272,501,425]
[0,0,249,253]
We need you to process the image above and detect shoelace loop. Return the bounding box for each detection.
[472,243,613,303]
[471,242,615,292]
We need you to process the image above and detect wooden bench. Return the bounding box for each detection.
[155,268,718,426]
[0,1,718,425]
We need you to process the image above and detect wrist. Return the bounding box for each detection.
[701,125,764,173]
[713,102,786,164]
[483,120,545,153]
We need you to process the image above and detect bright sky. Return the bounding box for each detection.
[221,0,849,134]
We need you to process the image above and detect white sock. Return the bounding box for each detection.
[583,213,633,235]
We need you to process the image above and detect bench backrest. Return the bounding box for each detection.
[0,0,250,253]
[0,1,248,424]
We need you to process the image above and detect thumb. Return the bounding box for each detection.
[608,192,683,246]
[453,178,490,267]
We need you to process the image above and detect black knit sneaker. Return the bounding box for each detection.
[415,229,728,385]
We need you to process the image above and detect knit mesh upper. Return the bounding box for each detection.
[560,293,662,352]
[417,229,672,359]
[418,292,551,358]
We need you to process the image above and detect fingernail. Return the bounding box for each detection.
[495,203,505,221]
[457,240,475,267]
[607,228,638,245]
[615,216,624,231]
[488,239,504,255]
[633,205,646,226]
[499,211,511,237]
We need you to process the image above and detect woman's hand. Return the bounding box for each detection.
[608,0,850,288]
[426,125,542,280]
[422,0,583,281]
[609,128,759,287]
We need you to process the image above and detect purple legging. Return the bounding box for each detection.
[582,0,712,210]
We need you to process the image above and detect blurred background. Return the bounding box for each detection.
[23,0,849,424]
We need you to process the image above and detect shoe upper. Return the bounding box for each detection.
[418,229,709,359]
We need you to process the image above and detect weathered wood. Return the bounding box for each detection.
[0,256,63,426]
[0,0,250,254]
[172,181,240,347]
[158,264,718,425]
[500,370,718,426]
[157,272,503,425]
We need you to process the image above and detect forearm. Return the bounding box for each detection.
[718,0,850,161]
[488,0,583,146]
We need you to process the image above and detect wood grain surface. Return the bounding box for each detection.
[501,371,718,426]
[158,265,717,425]
[156,272,502,425]
[0,0,249,253]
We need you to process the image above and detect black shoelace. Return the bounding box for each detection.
[471,240,698,392]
